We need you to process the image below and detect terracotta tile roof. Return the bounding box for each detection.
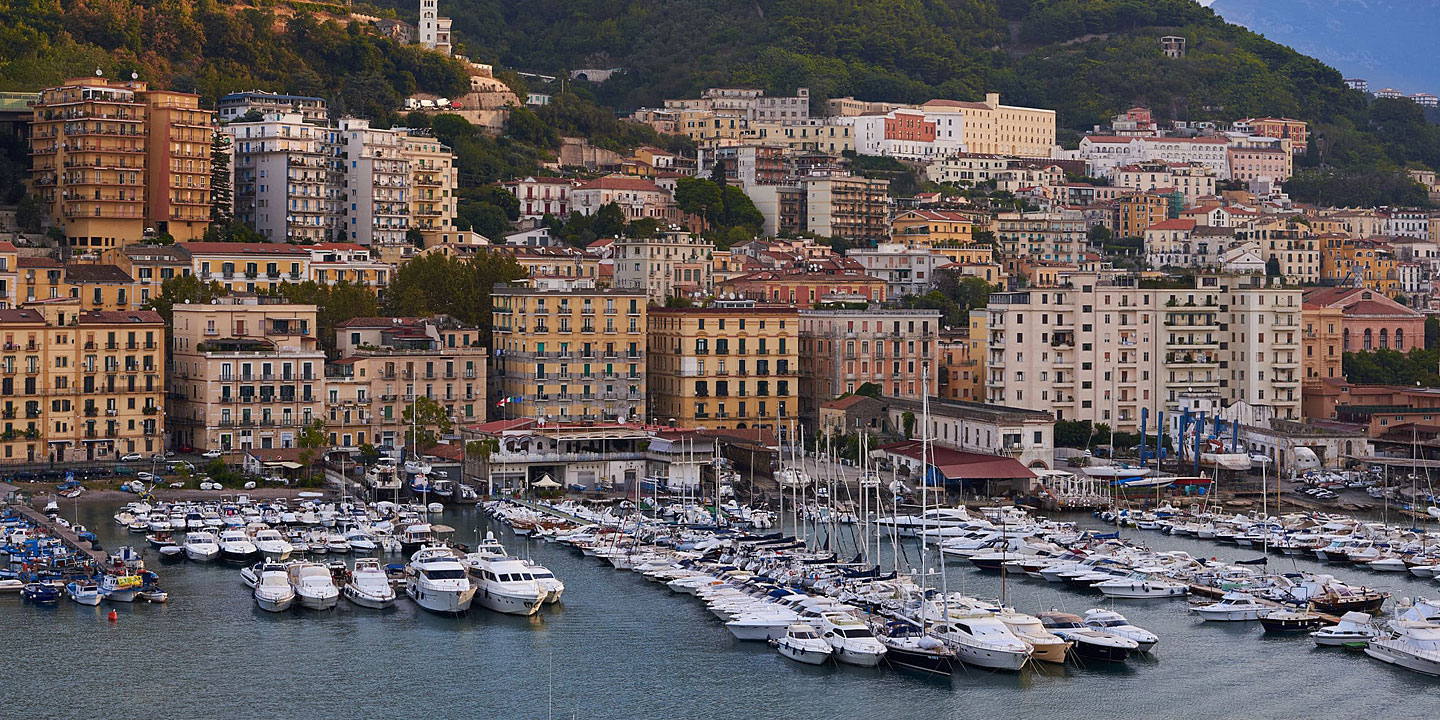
[181,242,310,255]
[78,310,163,324]
[575,175,665,193]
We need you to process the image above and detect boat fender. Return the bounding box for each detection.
[107,610,117,622]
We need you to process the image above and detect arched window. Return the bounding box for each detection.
[1380,328,1388,348]
[1396,328,1405,350]
[1363,328,1372,350]
[1343,328,1350,351]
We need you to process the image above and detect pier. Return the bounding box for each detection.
[0,482,107,563]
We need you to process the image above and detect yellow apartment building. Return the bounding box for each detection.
[16,258,141,310]
[891,210,978,248]
[143,90,213,240]
[1302,303,1344,387]
[168,298,326,452]
[0,302,164,463]
[326,316,486,449]
[491,286,648,423]
[921,94,1057,157]
[647,305,798,433]
[402,134,459,247]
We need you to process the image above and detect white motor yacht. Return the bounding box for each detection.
[1093,573,1189,599]
[1312,611,1379,647]
[1193,591,1270,621]
[774,622,833,665]
[1083,609,1159,652]
[183,530,221,562]
[344,558,398,609]
[927,603,1031,671]
[251,528,294,560]
[254,562,297,612]
[1038,611,1138,662]
[525,560,565,604]
[726,608,799,641]
[817,611,888,667]
[1365,619,1440,676]
[217,528,260,563]
[464,552,545,616]
[995,609,1071,663]
[876,507,975,538]
[287,562,340,610]
[406,546,475,614]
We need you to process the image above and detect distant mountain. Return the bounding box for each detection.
[1208,0,1440,94]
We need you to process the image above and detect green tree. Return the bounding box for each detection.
[210,131,233,226]
[402,395,452,452]
[384,252,527,345]
[14,196,44,234]
[709,158,728,187]
[144,274,225,327]
[296,418,328,479]
[902,411,916,439]
[674,176,724,225]
[593,202,627,238]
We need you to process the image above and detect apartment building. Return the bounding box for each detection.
[326,316,486,449]
[217,91,328,125]
[891,210,979,248]
[106,244,192,307]
[747,185,806,237]
[984,272,1302,432]
[15,261,140,311]
[803,174,889,243]
[29,77,214,251]
[572,175,673,221]
[1115,194,1172,238]
[840,107,965,160]
[920,94,1056,157]
[226,112,343,243]
[402,134,458,247]
[0,303,164,463]
[1302,303,1344,386]
[168,298,326,452]
[503,176,578,221]
[664,87,811,123]
[697,145,787,187]
[613,230,715,302]
[742,120,854,154]
[845,243,950,297]
[797,309,939,419]
[1241,117,1308,153]
[491,286,647,423]
[307,243,389,288]
[1114,161,1216,207]
[186,242,310,293]
[993,211,1088,273]
[647,305,798,432]
[337,118,410,247]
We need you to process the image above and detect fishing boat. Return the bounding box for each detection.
[772,622,834,666]
[344,558,397,609]
[21,582,61,605]
[65,580,102,606]
[99,574,142,603]
[1260,608,1327,633]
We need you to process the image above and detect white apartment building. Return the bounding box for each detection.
[226,112,343,243]
[337,118,410,246]
[1073,136,1231,180]
[839,108,965,160]
[613,230,716,302]
[984,272,1301,432]
[845,243,950,297]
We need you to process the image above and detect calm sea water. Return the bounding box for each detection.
[5,504,1439,719]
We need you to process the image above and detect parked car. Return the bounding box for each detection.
[201,449,225,459]
[118,453,142,462]
[177,444,194,454]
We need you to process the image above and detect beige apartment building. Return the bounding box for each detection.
[402,134,459,247]
[984,272,1301,432]
[921,93,1056,157]
[168,298,326,452]
[612,230,715,302]
[647,305,798,433]
[491,286,648,423]
[797,309,940,420]
[803,174,889,243]
[0,302,164,463]
[326,316,486,450]
[143,90,213,241]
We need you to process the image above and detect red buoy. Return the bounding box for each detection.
[108,610,117,622]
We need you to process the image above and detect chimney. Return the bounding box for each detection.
[985,93,999,109]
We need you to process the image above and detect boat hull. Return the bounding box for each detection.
[295,590,339,610]
[255,591,295,612]
[954,643,1029,671]
[475,586,542,616]
[883,646,956,674]
[1096,582,1188,599]
[1069,638,1133,662]
[406,583,475,614]
[778,641,833,666]
[1365,641,1440,676]
[343,586,396,609]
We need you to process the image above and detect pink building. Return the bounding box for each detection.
[503,176,579,220]
[1228,147,1292,182]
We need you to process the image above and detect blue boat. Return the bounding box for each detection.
[21,582,60,604]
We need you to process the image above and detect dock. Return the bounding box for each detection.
[505,497,589,524]
[0,483,108,563]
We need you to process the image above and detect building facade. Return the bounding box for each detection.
[797,309,940,419]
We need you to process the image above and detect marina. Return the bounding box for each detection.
[3,490,1439,718]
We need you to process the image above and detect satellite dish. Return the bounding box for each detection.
[95,68,103,77]
[131,71,139,80]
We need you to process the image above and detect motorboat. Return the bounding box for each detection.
[925,602,1031,671]
[0,579,22,593]
[726,608,799,641]
[218,528,260,563]
[1038,611,1137,662]
[398,524,435,556]
[21,583,60,605]
[995,609,1071,663]
[1092,573,1189,599]
[872,620,957,675]
[344,558,398,609]
[251,528,294,560]
[183,530,220,562]
[773,622,834,665]
[240,560,267,588]
[817,611,888,667]
[1082,609,1158,652]
[287,562,340,610]
[875,507,975,538]
[66,580,102,606]
[1193,591,1269,621]
[1365,619,1440,676]
[464,552,544,616]
[1260,608,1327,633]
[254,562,297,612]
[406,546,475,614]
[1312,611,1379,647]
[98,574,142,603]
[525,560,565,604]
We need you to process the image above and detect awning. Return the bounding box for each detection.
[262,461,303,469]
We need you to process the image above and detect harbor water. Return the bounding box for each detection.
[6,503,1440,719]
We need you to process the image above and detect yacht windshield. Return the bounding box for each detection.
[424,568,466,580]
[837,628,873,638]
